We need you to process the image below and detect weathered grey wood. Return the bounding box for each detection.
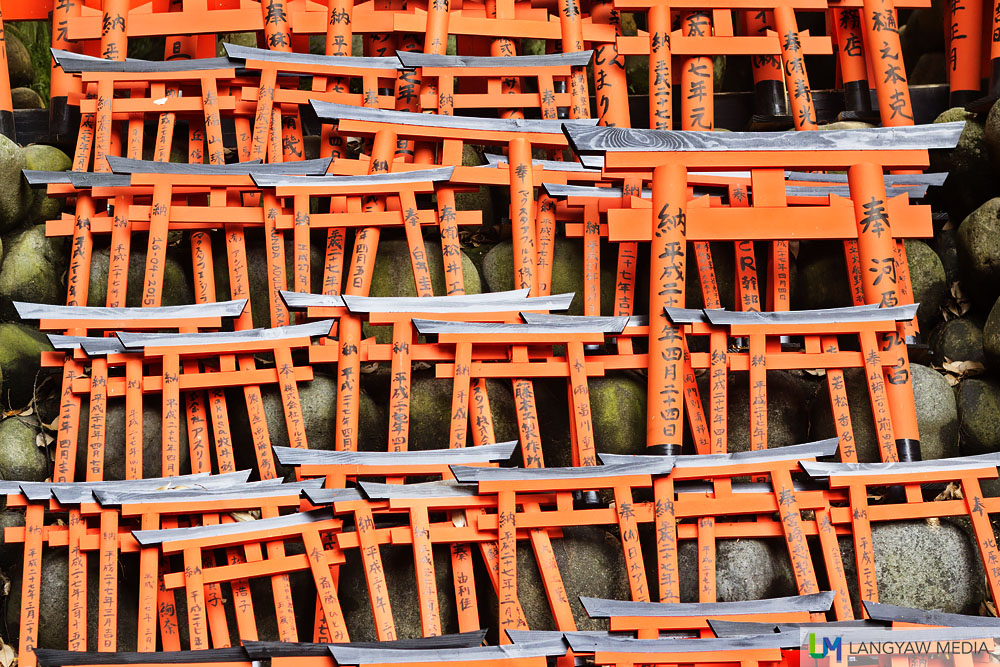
[785,170,948,186]
[302,487,366,505]
[800,452,1000,479]
[20,471,250,503]
[580,592,834,619]
[701,303,918,326]
[450,459,674,483]
[862,601,1000,627]
[565,631,803,654]
[396,50,593,69]
[68,173,131,188]
[708,619,883,637]
[413,318,627,336]
[14,299,247,322]
[92,479,323,506]
[600,438,839,468]
[483,153,598,172]
[241,632,489,659]
[79,338,128,356]
[22,170,73,186]
[224,43,403,70]
[107,156,332,176]
[52,48,234,74]
[251,166,454,188]
[343,291,574,314]
[327,639,568,665]
[541,182,929,199]
[35,647,251,666]
[116,319,334,349]
[359,481,480,500]
[133,509,334,546]
[564,122,965,154]
[519,313,648,328]
[311,100,598,135]
[274,441,518,466]
[663,308,711,324]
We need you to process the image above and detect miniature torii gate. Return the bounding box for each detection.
[564,121,964,458]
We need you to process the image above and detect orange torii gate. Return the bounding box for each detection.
[564,121,964,458]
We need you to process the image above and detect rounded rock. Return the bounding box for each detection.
[700,370,811,453]
[678,538,796,602]
[931,108,995,223]
[956,197,1000,308]
[0,134,32,232]
[229,372,386,477]
[0,417,48,481]
[11,87,43,109]
[588,372,647,456]
[811,364,958,461]
[5,32,33,89]
[838,519,985,614]
[75,394,190,480]
[24,144,73,172]
[930,317,985,365]
[482,238,614,315]
[87,242,194,308]
[6,549,140,650]
[904,239,947,332]
[957,377,1000,455]
[0,225,67,319]
[405,375,518,451]
[792,241,853,310]
[0,322,55,408]
[983,296,1000,370]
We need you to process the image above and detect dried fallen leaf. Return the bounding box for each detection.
[942,358,986,378]
[0,635,15,667]
[934,481,963,501]
[231,511,260,522]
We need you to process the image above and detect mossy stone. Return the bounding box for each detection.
[909,52,947,84]
[930,317,985,365]
[0,323,54,408]
[812,364,958,461]
[904,239,946,332]
[678,538,796,602]
[6,549,140,650]
[229,373,386,478]
[0,225,67,319]
[481,238,614,315]
[698,370,811,453]
[86,242,193,308]
[838,519,985,615]
[957,377,1000,455]
[0,417,48,481]
[984,296,1000,370]
[0,134,32,232]
[482,526,629,633]
[930,108,995,222]
[5,32,33,88]
[11,87,43,109]
[240,228,325,329]
[75,394,189,480]
[24,144,72,172]
[956,197,1000,308]
[792,240,853,310]
[365,238,481,341]
[405,375,517,450]
[337,542,459,640]
[0,509,25,567]
[588,372,646,456]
